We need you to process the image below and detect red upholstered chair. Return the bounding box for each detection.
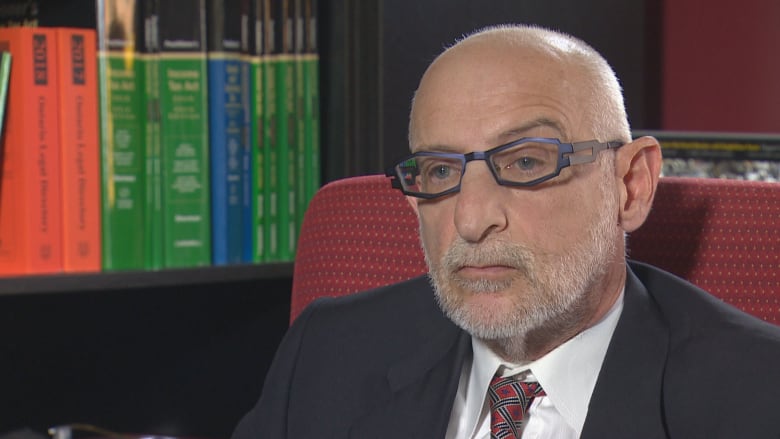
[291,175,780,324]
[629,177,780,323]
[290,175,426,320]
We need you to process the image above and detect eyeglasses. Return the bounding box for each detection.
[385,137,624,199]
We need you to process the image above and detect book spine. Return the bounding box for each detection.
[0,51,10,131]
[302,0,320,206]
[240,0,254,263]
[142,0,164,270]
[0,27,63,275]
[263,0,279,261]
[55,27,101,273]
[249,0,265,262]
[97,0,148,270]
[275,0,296,261]
[207,0,245,265]
[158,0,211,268]
[293,0,306,242]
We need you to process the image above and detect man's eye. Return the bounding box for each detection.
[515,156,539,170]
[433,165,452,178]
[499,156,541,172]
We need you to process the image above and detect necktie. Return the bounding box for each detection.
[488,374,545,439]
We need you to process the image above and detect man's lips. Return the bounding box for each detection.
[456,265,516,278]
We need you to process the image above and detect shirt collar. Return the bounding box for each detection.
[462,288,624,437]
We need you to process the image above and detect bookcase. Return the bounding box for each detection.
[1,0,297,437]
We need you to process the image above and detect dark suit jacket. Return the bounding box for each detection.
[232,261,780,438]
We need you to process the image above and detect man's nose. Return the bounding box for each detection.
[453,160,509,243]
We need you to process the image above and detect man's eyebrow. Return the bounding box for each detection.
[497,118,568,142]
[412,143,461,153]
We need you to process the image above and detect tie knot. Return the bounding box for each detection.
[488,374,545,438]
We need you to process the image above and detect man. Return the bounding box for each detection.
[232,24,780,438]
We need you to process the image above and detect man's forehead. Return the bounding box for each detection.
[411,118,568,153]
[411,54,578,143]
[415,37,579,111]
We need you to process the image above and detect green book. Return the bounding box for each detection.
[302,0,320,216]
[96,0,148,270]
[275,0,296,261]
[0,51,10,138]
[157,0,212,267]
[248,0,267,262]
[263,0,280,261]
[293,0,307,241]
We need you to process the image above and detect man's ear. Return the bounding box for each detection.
[616,136,662,232]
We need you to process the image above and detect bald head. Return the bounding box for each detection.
[409,25,631,149]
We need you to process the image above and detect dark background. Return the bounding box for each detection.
[321,0,661,180]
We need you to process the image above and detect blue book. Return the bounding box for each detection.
[240,0,254,263]
[207,0,245,264]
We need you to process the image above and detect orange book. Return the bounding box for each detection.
[0,27,62,276]
[55,27,101,272]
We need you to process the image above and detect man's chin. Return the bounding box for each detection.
[448,301,527,341]
[463,288,516,306]
[450,289,519,322]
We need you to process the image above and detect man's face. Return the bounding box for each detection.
[408,41,624,349]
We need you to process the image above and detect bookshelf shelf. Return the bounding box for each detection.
[0,262,294,295]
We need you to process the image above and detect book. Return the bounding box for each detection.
[96,0,148,270]
[274,0,296,261]
[0,27,63,276]
[54,27,101,273]
[261,0,279,261]
[207,0,245,265]
[141,0,163,270]
[293,0,306,240]
[246,0,265,262]
[0,51,10,134]
[157,0,211,268]
[239,0,254,262]
[301,0,320,209]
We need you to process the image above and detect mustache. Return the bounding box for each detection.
[439,238,535,275]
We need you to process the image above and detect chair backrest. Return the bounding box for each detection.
[291,175,780,324]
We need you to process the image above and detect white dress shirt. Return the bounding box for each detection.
[445,290,624,438]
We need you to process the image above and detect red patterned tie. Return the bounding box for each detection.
[488,374,545,438]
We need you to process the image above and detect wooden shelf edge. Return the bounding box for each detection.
[0,262,295,296]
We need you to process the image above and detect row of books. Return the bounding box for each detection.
[0,0,320,276]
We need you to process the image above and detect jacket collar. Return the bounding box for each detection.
[580,263,670,438]
[348,302,471,438]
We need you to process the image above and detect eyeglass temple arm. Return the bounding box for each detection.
[385,168,401,189]
[567,140,624,165]
[385,166,420,189]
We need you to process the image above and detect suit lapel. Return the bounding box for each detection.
[348,321,471,439]
[580,265,670,438]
